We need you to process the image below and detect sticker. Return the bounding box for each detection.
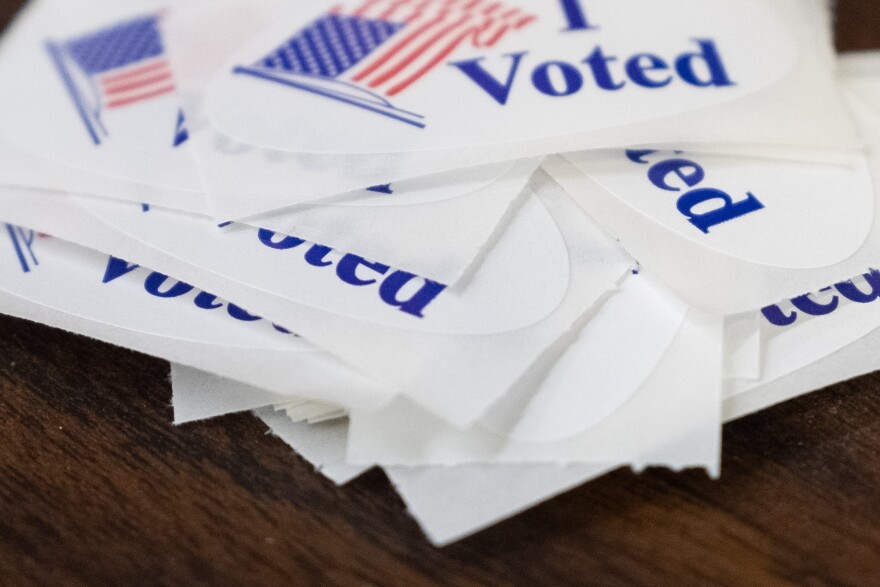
[207,0,796,153]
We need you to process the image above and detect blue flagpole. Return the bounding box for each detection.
[45,41,102,145]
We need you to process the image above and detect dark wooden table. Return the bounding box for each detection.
[2,2,880,585]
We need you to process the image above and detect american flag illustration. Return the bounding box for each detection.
[234,0,536,128]
[46,15,177,145]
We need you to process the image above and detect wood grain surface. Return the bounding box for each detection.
[1,2,880,586]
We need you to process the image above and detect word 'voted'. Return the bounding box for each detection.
[450,40,734,105]
[762,269,880,327]
[625,149,764,234]
[102,256,294,335]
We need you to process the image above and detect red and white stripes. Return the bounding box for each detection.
[345,0,535,96]
[100,57,175,110]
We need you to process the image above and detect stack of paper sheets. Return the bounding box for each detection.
[2,0,879,545]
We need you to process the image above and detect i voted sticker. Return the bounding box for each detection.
[207,0,797,154]
[73,187,572,336]
[0,229,298,350]
[0,1,203,192]
[566,149,875,269]
[724,268,880,402]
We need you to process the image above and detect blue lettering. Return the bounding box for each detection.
[627,149,683,164]
[583,46,624,90]
[102,256,140,284]
[227,304,262,321]
[647,158,705,191]
[675,39,734,87]
[379,271,447,318]
[628,150,764,233]
[144,273,195,298]
[791,290,839,317]
[193,292,223,309]
[626,149,658,164]
[101,256,291,335]
[367,184,393,194]
[532,61,583,96]
[763,269,880,327]
[453,40,733,103]
[761,304,797,327]
[448,52,527,105]
[676,188,764,234]
[258,229,306,250]
[337,255,390,286]
[251,229,448,318]
[625,54,672,88]
[304,244,334,267]
[835,269,880,304]
[558,0,596,31]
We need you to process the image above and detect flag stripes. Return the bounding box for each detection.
[345,0,535,96]
[60,15,176,111]
[101,57,175,109]
[250,0,533,98]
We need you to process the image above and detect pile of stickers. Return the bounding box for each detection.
[2,0,880,545]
